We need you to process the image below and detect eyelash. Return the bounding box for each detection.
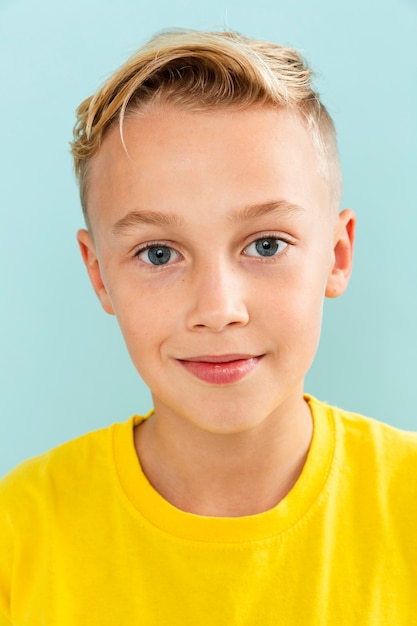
[133,241,181,267]
[134,234,292,267]
[243,234,291,259]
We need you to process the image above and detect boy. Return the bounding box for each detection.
[1,29,416,625]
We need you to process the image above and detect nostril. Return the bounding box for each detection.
[187,303,250,332]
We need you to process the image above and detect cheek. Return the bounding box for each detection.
[116,306,159,346]
[112,290,177,364]
[258,264,326,348]
[265,261,326,315]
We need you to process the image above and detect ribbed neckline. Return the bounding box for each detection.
[113,396,337,544]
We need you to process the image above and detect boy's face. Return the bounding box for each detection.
[79,105,354,434]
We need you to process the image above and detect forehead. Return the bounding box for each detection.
[86,105,331,233]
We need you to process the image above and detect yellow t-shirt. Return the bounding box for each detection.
[1,396,417,625]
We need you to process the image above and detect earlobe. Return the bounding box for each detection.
[76,229,115,315]
[325,209,356,299]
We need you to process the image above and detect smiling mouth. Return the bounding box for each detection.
[177,355,263,385]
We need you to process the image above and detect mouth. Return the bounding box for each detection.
[177,354,264,385]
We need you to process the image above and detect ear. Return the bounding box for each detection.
[77,229,115,315]
[325,209,356,298]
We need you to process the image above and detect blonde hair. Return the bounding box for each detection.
[71,29,342,222]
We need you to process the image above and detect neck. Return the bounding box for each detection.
[134,395,313,517]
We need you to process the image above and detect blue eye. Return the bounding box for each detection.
[138,245,179,266]
[244,237,288,258]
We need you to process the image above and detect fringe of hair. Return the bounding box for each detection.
[70,30,341,219]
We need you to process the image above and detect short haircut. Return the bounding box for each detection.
[70,29,342,225]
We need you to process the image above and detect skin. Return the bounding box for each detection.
[78,105,355,517]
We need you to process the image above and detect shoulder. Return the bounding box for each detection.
[309,395,417,454]
[332,401,417,460]
[0,418,135,512]
[309,396,417,503]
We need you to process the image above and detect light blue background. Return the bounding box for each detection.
[1,0,416,476]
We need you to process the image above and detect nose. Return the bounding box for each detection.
[185,259,249,332]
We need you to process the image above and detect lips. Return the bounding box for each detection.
[177,355,263,385]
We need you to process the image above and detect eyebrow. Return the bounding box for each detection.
[112,210,186,235]
[112,200,304,236]
[228,200,304,224]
